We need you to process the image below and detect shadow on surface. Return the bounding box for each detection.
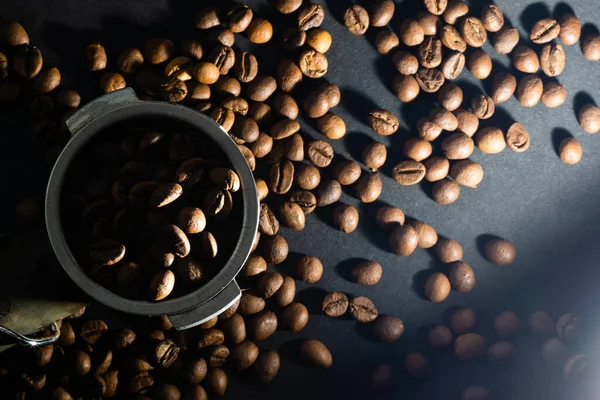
[573,91,596,121]
[475,233,503,261]
[519,2,551,33]
[295,286,328,315]
[551,127,573,158]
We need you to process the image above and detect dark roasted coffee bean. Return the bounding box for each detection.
[530,18,560,44]
[491,72,517,104]
[349,296,378,322]
[299,339,333,368]
[154,339,180,367]
[296,255,323,283]
[144,38,173,64]
[297,4,325,31]
[559,13,581,46]
[460,17,487,47]
[392,160,426,186]
[399,19,425,47]
[344,5,370,35]
[262,235,288,265]
[307,140,334,167]
[405,353,430,378]
[273,276,296,307]
[280,302,309,332]
[148,270,175,300]
[268,160,294,194]
[279,201,306,230]
[247,310,278,341]
[158,224,190,258]
[205,345,229,368]
[252,350,280,383]
[89,239,125,266]
[321,292,349,317]
[350,260,382,285]
[542,81,567,108]
[205,368,228,396]
[289,189,317,214]
[115,328,136,350]
[203,188,232,218]
[493,26,520,54]
[428,325,453,351]
[230,341,259,371]
[82,41,107,71]
[540,43,566,77]
[418,37,443,68]
[416,68,444,93]
[80,320,108,344]
[424,272,450,302]
[14,45,43,80]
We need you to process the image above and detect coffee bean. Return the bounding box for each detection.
[423,156,450,182]
[369,0,395,27]
[494,311,519,337]
[373,316,404,343]
[197,329,225,349]
[471,95,495,119]
[74,350,91,375]
[467,50,492,79]
[270,118,300,140]
[316,113,346,140]
[231,115,260,144]
[542,337,569,365]
[530,18,560,44]
[392,74,420,102]
[175,257,204,283]
[375,205,405,230]
[294,164,320,190]
[556,313,581,343]
[432,179,460,205]
[362,142,387,171]
[417,118,443,141]
[453,109,479,137]
[450,308,476,334]
[563,354,589,382]
[306,140,333,168]
[191,62,220,85]
[512,45,539,73]
[289,189,317,214]
[415,68,445,93]
[298,49,328,78]
[224,5,253,33]
[375,29,400,55]
[349,296,378,323]
[441,133,474,160]
[272,93,299,120]
[503,122,531,153]
[221,314,246,345]
[393,51,419,75]
[450,159,484,187]
[559,13,581,46]
[239,293,266,315]
[371,364,395,392]
[206,27,235,47]
[461,17,487,47]
[344,5,369,35]
[350,260,382,286]
[403,137,433,162]
[528,311,555,338]
[0,20,29,46]
[88,238,126,267]
[475,126,505,153]
[149,183,183,208]
[158,224,190,258]
[251,350,280,383]
[297,4,325,31]
[148,270,175,300]
[303,90,330,118]
[487,341,516,362]
[247,310,278,341]
[213,76,240,97]
[430,107,459,131]
[32,66,61,94]
[246,75,277,102]
[296,255,323,283]
[441,51,466,81]
[259,203,279,236]
[144,38,173,65]
[407,220,438,248]
[255,272,284,299]
[279,201,306,230]
[579,103,600,133]
[35,345,53,367]
[428,325,453,351]
[540,43,566,77]
[195,7,221,29]
[454,333,486,360]
[491,72,517,104]
[280,302,309,332]
[443,0,468,24]
[117,48,144,75]
[424,272,451,302]
[322,292,349,317]
[82,42,107,72]
[484,238,516,265]
[246,18,273,44]
[424,0,447,15]
[541,82,567,108]
[250,133,273,159]
[262,234,288,265]
[355,173,383,203]
[115,328,136,350]
[418,37,443,68]
[493,26,520,54]
[227,341,258,372]
[332,204,359,233]
[368,109,399,135]
[441,25,466,52]
[268,160,294,194]
[205,368,228,396]
[80,320,108,344]
[276,59,303,94]
[14,45,43,80]
[300,339,333,368]
[462,386,492,400]
[399,19,425,47]
[273,276,296,307]
[390,225,419,256]
[437,82,463,112]
[405,353,430,379]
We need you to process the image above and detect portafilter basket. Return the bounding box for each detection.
[45,88,259,330]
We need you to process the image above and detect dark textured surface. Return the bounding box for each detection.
[1,0,600,399]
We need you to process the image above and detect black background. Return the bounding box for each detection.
[1,0,600,399]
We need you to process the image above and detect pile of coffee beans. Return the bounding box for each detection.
[61,124,244,302]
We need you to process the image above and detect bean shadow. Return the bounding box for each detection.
[312,201,336,229]
[441,305,467,328]
[277,338,306,366]
[475,233,503,261]
[334,256,364,282]
[357,201,392,252]
[552,2,576,19]
[481,63,513,96]
[453,79,484,107]
[294,286,329,315]
[573,91,596,120]
[519,2,552,35]
[339,88,380,130]
[486,106,517,132]
[411,269,432,301]
[581,23,600,37]
[343,130,373,165]
[550,127,573,159]
[322,0,352,27]
[354,319,377,342]
[374,53,397,94]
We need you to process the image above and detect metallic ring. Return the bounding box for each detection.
[0,322,60,348]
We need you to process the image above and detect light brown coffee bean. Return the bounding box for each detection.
[148,270,175,301]
[435,238,463,263]
[441,51,466,80]
[403,138,433,162]
[443,0,468,24]
[318,113,346,140]
[506,122,531,152]
[417,117,443,141]
[418,37,443,68]
[298,49,328,78]
[438,82,463,111]
[475,127,505,154]
[540,43,566,77]
[399,19,425,47]
[430,107,459,131]
[578,104,600,133]
[349,296,379,323]
[493,26,520,54]
[512,46,539,73]
[559,13,581,46]
[299,340,332,368]
[362,142,387,171]
[368,109,399,135]
[471,95,495,119]
[559,137,582,164]
[432,179,460,205]
[517,74,543,107]
[467,50,492,79]
[450,159,484,187]
[392,74,420,102]
[390,225,419,256]
[530,18,560,44]
[392,51,419,75]
[541,82,567,108]
[322,292,349,318]
[355,173,383,203]
[407,220,438,248]
[441,25,467,52]
[449,261,475,292]
[415,68,445,93]
[333,204,359,233]
[441,133,474,159]
[491,72,517,104]
[314,179,342,207]
[392,160,426,185]
[424,156,450,182]
[344,5,370,35]
[424,272,451,302]
[481,4,504,32]
[296,255,323,283]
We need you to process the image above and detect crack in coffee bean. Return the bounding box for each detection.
[531,20,558,43]
[297,4,324,31]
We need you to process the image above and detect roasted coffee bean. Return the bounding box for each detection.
[74,350,91,375]
[414,12,438,36]
[80,320,108,344]
[424,156,450,182]
[289,189,317,214]
[225,4,253,33]
[279,201,306,230]
[393,51,419,75]
[450,159,484,187]
[246,18,274,44]
[262,234,289,265]
[438,82,463,112]
[424,272,451,302]
[144,38,173,64]
[129,371,154,394]
[350,260,382,286]
[191,62,220,85]
[154,339,180,367]
[321,82,341,107]
[373,316,404,343]
[0,20,29,46]
[416,68,445,93]
[505,122,531,152]
[297,4,325,31]
[487,341,516,362]
[158,224,190,258]
[300,339,332,368]
[118,48,144,74]
[255,272,284,299]
[89,239,126,266]
[259,203,280,236]
[199,231,219,260]
[454,333,486,360]
[239,293,266,315]
[450,308,476,334]
[307,140,333,167]
[430,107,458,131]
[276,59,303,93]
[250,133,273,158]
[368,109,399,135]
[294,164,320,190]
[475,126,505,154]
[195,7,221,29]
[175,157,207,188]
[273,92,299,120]
[494,311,519,337]
[268,160,294,194]
[375,29,400,55]
[283,27,307,51]
[530,18,560,44]
[460,17,487,47]
[579,104,600,133]
[355,173,383,203]
[559,13,581,46]
[221,314,246,345]
[491,72,517,104]
[317,113,346,139]
[175,257,204,283]
[273,276,296,307]
[349,296,378,323]
[281,133,304,161]
[204,368,227,396]
[206,27,235,47]
[82,42,107,71]
[484,238,516,265]
[256,179,269,202]
[274,0,303,14]
[441,25,466,52]
[247,310,278,341]
[332,160,362,186]
[425,0,447,15]
[399,19,425,47]
[246,75,277,102]
[230,115,259,143]
[541,82,567,108]
[444,0,469,24]
[322,292,349,317]
[407,220,438,248]
[393,160,426,186]
[296,255,323,283]
[35,345,53,367]
[453,109,478,137]
[251,350,280,383]
[441,51,465,81]
[14,45,43,80]
[149,183,183,207]
[270,118,300,140]
[512,45,539,73]
[375,205,405,229]
[540,43,566,77]
[467,50,492,79]
[369,0,395,27]
[343,5,369,35]
[471,95,495,119]
[32,67,61,94]
[432,179,460,205]
[390,225,419,256]
[197,329,225,349]
[205,345,229,367]
[493,26,520,54]
[429,325,453,351]
[229,341,259,372]
[115,328,136,350]
[54,88,80,109]
[405,353,430,379]
[99,72,126,94]
[213,76,240,97]
[479,4,504,32]
[392,74,420,102]
[280,302,309,332]
[298,49,328,78]
[148,270,175,300]
[435,238,463,264]
[362,142,387,171]
[176,207,206,235]
[418,37,443,68]
[332,204,359,233]
[417,117,443,141]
